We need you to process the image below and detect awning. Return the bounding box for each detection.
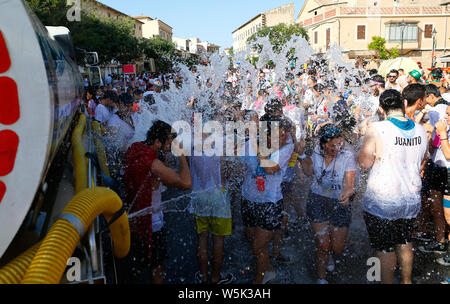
[439,54,450,63]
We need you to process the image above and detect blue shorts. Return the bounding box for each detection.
[306,191,351,227]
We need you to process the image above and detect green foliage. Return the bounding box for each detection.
[246,23,309,66]
[26,0,142,66]
[368,36,399,60]
[140,37,178,72]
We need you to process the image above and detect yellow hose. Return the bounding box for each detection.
[0,242,42,284]
[21,187,130,284]
[72,114,88,193]
[92,121,111,177]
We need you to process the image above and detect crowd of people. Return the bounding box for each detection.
[81,58,450,285]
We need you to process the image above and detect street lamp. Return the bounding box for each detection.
[432,28,437,67]
[400,19,406,57]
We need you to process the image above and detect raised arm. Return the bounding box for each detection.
[151,154,192,190]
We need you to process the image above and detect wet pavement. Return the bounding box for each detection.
[161,171,450,284]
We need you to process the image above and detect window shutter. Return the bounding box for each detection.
[314,31,318,44]
[424,24,432,39]
[357,25,366,40]
[326,28,330,49]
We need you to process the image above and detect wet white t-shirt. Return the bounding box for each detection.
[310,143,358,199]
[94,104,113,124]
[241,140,294,203]
[362,120,427,220]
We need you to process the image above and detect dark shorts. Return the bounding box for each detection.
[423,161,449,196]
[241,198,283,231]
[363,212,415,253]
[306,191,352,227]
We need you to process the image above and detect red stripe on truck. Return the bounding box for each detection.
[0,77,19,125]
[0,130,19,176]
[0,181,5,204]
[0,31,11,74]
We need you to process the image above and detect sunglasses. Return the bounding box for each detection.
[387,75,397,78]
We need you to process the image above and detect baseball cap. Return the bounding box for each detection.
[409,69,422,81]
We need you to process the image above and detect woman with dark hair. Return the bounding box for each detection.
[83,86,97,118]
[300,123,358,284]
[358,89,428,284]
[429,68,443,88]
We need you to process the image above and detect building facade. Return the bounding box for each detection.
[81,0,143,38]
[134,16,173,42]
[232,3,295,52]
[296,0,450,67]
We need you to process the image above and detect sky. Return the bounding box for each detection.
[98,0,304,50]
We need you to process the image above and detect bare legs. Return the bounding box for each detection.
[311,222,348,280]
[197,231,226,284]
[377,243,414,284]
[246,226,275,284]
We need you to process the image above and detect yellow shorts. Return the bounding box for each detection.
[194,216,232,236]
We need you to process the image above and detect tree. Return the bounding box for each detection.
[246,23,309,66]
[140,37,178,72]
[368,36,399,60]
[26,0,142,66]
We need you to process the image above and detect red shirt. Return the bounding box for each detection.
[123,141,158,260]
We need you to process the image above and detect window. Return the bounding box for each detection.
[314,31,318,44]
[385,23,418,42]
[326,28,331,49]
[424,24,433,39]
[356,25,366,40]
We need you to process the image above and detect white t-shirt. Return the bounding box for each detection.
[152,184,164,232]
[189,153,231,218]
[432,128,450,168]
[94,104,113,124]
[106,114,135,151]
[442,93,450,103]
[362,120,427,220]
[283,105,305,141]
[310,143,358,199]
[241,140,294,203]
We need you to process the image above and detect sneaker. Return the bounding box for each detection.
[411,231,432,242]
[317,278,328,284]
[418,241,448,254]
[195,271,206,284]
[262,270,276,284]
[327,255,335,272]
[215,273,235,284]
[436,255,450,266]
[441,277,450,284]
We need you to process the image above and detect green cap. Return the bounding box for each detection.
[409,69,421,81]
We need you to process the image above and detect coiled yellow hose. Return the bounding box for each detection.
[21,187,130,284]
[0,242,42,284]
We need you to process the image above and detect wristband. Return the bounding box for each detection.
[298,153,307,159]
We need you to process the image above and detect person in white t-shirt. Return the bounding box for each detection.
[358,89,427,284]
[94,90,117,126]
[300,124,358,284]
[105,93,135,179]
[240,115,294,284]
